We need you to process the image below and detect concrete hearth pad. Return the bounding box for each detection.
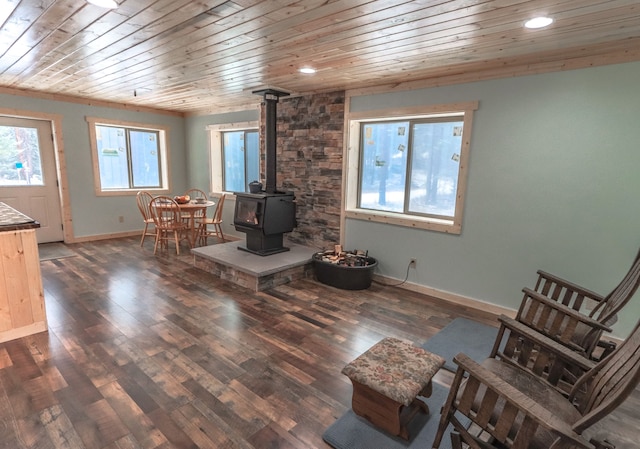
[191,240,317,291]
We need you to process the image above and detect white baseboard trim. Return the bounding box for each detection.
[373,274,517,320]
[373,274,627,344]
[69,230,140,243]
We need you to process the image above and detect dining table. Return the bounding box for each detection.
[155,199,215,247]
[179,200,215,246]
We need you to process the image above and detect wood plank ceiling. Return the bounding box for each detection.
[0,0,639,115]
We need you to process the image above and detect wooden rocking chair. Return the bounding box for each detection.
[511,248,640,360]
[431,318,640,449]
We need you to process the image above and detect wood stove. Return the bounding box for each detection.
[233,88,297,256]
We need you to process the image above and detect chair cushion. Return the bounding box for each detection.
[342,337,445,406]
[474,359,583,449]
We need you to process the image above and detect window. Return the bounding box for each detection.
[346,102,477,234]
[207,121,258,194]
[222,130,259,192]
[0,123,43,186]
[87,117,169,195]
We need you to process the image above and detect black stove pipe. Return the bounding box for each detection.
[253,89,290,194]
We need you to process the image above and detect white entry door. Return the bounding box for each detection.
[0,116,64,243]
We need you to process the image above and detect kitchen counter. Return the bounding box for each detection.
[0,202,47,343]
[0,202,40,231]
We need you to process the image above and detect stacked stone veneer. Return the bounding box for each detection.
[259,90,345,250]
[193,256,314,292]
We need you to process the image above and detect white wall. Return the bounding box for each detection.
[346,61,640,338]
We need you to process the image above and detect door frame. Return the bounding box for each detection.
[0,107,74,243]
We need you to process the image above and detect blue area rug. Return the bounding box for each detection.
[421,317,499,372]
[323,383,462,449]
[323,318,497,449]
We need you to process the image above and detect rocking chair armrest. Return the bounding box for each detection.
[535,270,605,304]
[497,315,597,371]
[519,288,613,332]
[452,353,597,449]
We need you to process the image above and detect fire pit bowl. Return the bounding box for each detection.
[312,251,377,290]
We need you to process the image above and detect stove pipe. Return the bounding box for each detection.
[253,89,290,194]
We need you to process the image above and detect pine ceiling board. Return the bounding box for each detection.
[247,0,418,41]
[58,0,406,94]
[1,5,110,84]
[0,4,100,81]
[0,0,20,32]
[56,13,231,94]
[1,0,640,114]
[14,0,169,86]
[83,0,531,96]
[72,0,471,96]
[0,0,57,58]
[0,0,79,71]
[41,1,283,95]
[38,0,218,87]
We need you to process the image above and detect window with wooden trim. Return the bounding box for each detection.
[345,102,477,234]
[87,117,170,195]
[222,130,259,193]
[207,121,258,194]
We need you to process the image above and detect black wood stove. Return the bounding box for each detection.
[233,89,297,256]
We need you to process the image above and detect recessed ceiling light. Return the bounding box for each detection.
[87,0,118,9]
[524,16,553,29]
[299,67,316,74]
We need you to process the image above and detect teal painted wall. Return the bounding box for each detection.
[185,110,258,239]
[3,60,638,338]
[0,93,187,239]
[185,110,258,193]
[346,61,640,338]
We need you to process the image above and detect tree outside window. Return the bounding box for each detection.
[0,125,43,186]
[346,102,476,234]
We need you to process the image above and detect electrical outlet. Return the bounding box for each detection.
[409,258,417,268]
[118,216,124,223]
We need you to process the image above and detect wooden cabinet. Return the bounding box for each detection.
[0,203,47,343]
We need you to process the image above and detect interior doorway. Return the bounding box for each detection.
[0,115,64,243]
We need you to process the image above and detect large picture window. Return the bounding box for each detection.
[87,117,169,195]
[346,102,477,234]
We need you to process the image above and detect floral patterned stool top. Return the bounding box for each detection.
[342,337,445,406]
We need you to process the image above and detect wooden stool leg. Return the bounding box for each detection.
[350,381,432,440]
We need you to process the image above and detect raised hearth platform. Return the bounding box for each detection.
[192,240,316,291]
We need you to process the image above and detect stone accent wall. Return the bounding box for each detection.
[259,90,345,250]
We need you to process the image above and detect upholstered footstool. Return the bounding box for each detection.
[342,337,445,440]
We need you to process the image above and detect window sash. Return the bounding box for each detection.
[87,116,170,196]
[95,125,162,190]
[222,130,259,193]
[357,116,463,221]
[344,101,477,234]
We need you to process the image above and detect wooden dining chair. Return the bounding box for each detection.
[181,188,208,223]
[184,188,207,202]
[432,317,640,449]
[197,194,226,245]
[148,196,190,255]
[136,190,156,246]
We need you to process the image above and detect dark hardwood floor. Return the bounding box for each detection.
[0,237,637,449]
